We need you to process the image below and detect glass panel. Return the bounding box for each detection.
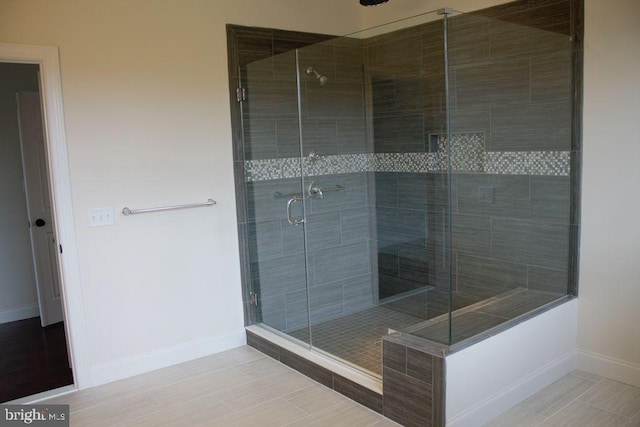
[240,51,310,345]
[444,12,574,345]
[296,10,453,376]
[360,12,454,347]
[364,15,454,347]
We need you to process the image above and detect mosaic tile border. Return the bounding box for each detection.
[244,133,570,182]
[431,132,485,172]
[245,151,571,181]
[483,151,571,176]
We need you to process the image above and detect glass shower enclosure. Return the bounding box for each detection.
[236,9,576,377]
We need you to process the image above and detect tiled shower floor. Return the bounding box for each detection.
[289,305,424,375]
[289,287,563,376]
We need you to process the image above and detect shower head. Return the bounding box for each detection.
[360,0,389,6]
[306,67,328,86]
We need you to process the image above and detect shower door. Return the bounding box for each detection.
[241,36,379,365]
[240,49,311,344]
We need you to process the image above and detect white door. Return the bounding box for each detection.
[17,91,63,327]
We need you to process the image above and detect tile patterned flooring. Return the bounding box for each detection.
[484,369,640,426]
[41,346,399,427]
[39,346,640,426]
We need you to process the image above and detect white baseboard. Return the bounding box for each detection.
[577,349,640,388]
[447,350,576,427]
[0,304,39,324]
[88,330,247,387]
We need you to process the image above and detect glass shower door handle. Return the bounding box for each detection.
[286,195,305,225]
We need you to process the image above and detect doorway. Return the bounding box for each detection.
[0,62,72,402]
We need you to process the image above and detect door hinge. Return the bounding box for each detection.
[249,292,258,306]
[236,87,247,102]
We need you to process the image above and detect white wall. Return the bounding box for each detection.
[577,0,640,387]
[0,63,40,323]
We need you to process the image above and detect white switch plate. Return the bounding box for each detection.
[88,207,115,227]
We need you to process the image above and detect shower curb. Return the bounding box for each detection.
[246,328,384,414]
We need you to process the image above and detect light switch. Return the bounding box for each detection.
[88,207,115,227]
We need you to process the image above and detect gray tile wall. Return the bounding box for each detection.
[372,175,571,302]
[366,6,575,303]
[449,6,574,299]
[366,19,448,302]
[246,174,377,331]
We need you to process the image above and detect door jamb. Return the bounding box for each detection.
[0,43,90,390]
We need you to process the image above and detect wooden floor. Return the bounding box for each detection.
[39,346,640,426]
[0,317,73,403]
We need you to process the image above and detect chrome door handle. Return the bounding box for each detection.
[286,196,305,225]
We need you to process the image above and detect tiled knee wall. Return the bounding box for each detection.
[383,337,445,427]
[247,330,446,427]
